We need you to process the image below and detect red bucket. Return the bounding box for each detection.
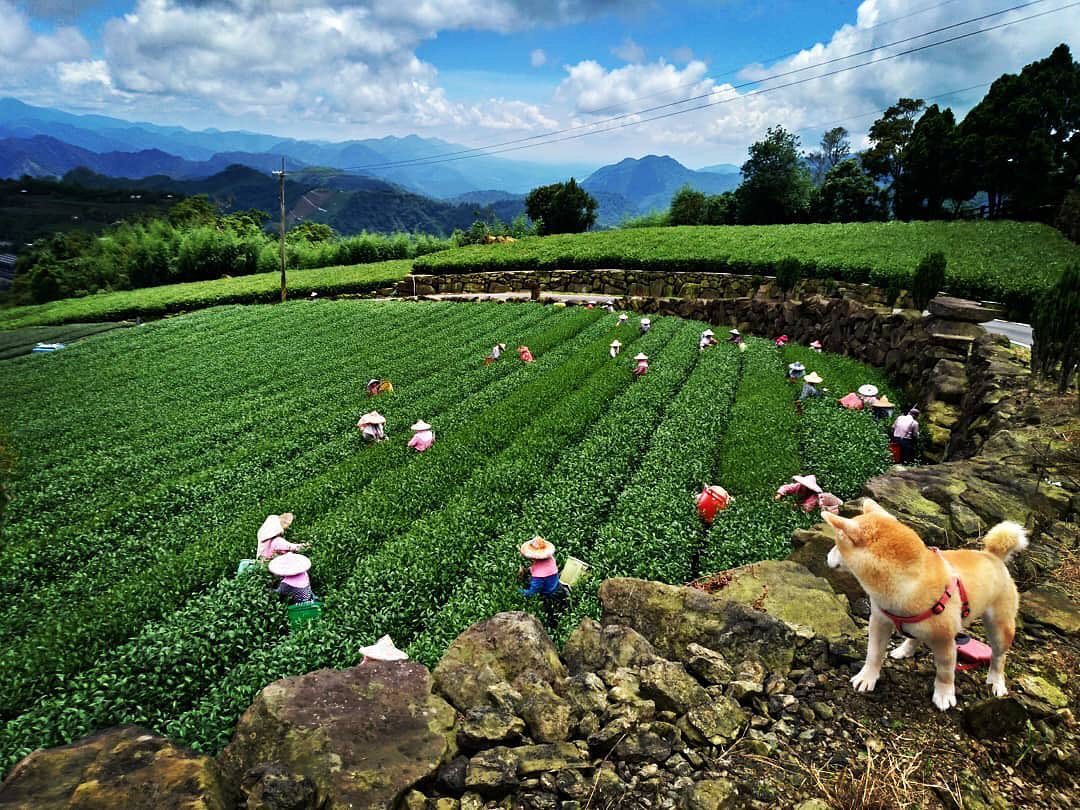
[888,441,903,463]
[696,486,730,525]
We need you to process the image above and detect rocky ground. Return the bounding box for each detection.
[3,560,1074,810]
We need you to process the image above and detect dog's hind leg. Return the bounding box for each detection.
[852,610,893,692]
[889,637,919,660]
[930,634,959,710]
[983,606,1015,697]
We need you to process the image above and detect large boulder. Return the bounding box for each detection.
[562,618,658,674]
[0,726,227,810]
[599,563,856,673]
[433,612,567,714]
[1020,587,1080,635]
[219,661,456,810]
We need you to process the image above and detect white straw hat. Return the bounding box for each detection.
[792,474,822,493]
[702,329,714,337]
[729,329,740,335]
[258,515,288,544]
[610,340,621,348]
[357,411,386,427]
[520,535,556,559]
[360,635,409,661]
[803,372,823,384]
[858,384,880,398]
[411,420,431,431]
[789,362,805,372]
[634,353,649,361]
[268,552,311,577]
[640,318,651,324]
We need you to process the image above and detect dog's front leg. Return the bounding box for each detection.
[929,634,958,710]
[852,610,893,692]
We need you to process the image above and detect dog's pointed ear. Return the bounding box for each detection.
[823,511,863,543]
[861,498,891,518]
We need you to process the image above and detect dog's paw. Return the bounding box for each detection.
[851,667,880,692]
[932,685,957,711]
[889,639,918,660]
[987,674,1008,697]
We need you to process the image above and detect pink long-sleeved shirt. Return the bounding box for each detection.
[408,430,435,452]
[257,536,302,561]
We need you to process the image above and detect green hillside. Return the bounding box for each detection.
[0,301,892,765]
[416,221,1079,313]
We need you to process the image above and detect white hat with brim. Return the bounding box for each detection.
[641,318,651,324]
[788,362,805,373]
[610,340,621,348]
[357,411,386,427]
[729,329,740,335]
[792,474,822,493]
[411,420,431,431]
[498,343,506,350]
[257,515,285,544]
[520,535,556,560]
[268,552,311,577]
[702,329,714,337]
[634,353,649,361]
[804,372,823,384]
[872,396,894,408]
[858,384,880,398]
[360,634,409,661]
[367,379,379,387]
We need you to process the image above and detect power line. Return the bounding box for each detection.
[331,0,1075,172]
[580,0,967,116]
[337,0,1053,172]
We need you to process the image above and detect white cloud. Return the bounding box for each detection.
[57,59,113,89]
[530,48,547,67]
[612,37,646,63]
[557,59,714,115]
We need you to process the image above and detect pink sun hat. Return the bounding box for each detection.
[792,474,822,493]
[268,552,311,578]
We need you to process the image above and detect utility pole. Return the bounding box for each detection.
[272,158,287,302]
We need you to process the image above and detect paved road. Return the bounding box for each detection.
[983,319,1032,347]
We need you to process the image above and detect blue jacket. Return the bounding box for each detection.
[521,573,561,597]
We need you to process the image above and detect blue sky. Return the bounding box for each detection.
[3,1,1077,166]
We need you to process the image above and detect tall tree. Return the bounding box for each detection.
[524,178,598,235]
[817,159,885,222]
[959,44,1080,220]
[735,126,813,225]
[861,98,925,218]
[805,127,851,186]
[905,105,964,218]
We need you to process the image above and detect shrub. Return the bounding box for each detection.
[1031,262,1080,395]
[775,258,801,295]
[911,251,947,310]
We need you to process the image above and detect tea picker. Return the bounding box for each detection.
[856,384,879,408]
[727,329,743,346]
[519,536,587,627]
[610,339,622,358]
[357,411,387,443]
[632,352,649,378]
[485,343,506,365]
[774,334,789,347]
[870,395,895,422]
[268,552,322,630]
[799,372,823,401]
[695,485,731,525]
[809,340,823,352]
[891,407,920,463]
[367,378,394,397]
[699,329,718,351]
[517,345,534,363]
[775,474,841,514]
[617,313,629,326]
[787,361,806,383]
[408,420,435,453]
[639,317,651,334]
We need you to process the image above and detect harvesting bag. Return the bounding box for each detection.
[955,633,993,670]
[560,556,589,587]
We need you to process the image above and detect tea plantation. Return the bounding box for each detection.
[0,300,895,767]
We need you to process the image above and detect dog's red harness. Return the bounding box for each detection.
[880,548,971,638]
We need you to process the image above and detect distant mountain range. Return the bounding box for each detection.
[0,98,745,233]
[582,155,740,225]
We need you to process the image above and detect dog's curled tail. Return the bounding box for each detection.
[983,521,1029,562]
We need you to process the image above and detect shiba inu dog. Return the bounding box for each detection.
[823,500,1028,710]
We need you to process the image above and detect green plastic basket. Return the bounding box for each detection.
[287,600,322,631]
